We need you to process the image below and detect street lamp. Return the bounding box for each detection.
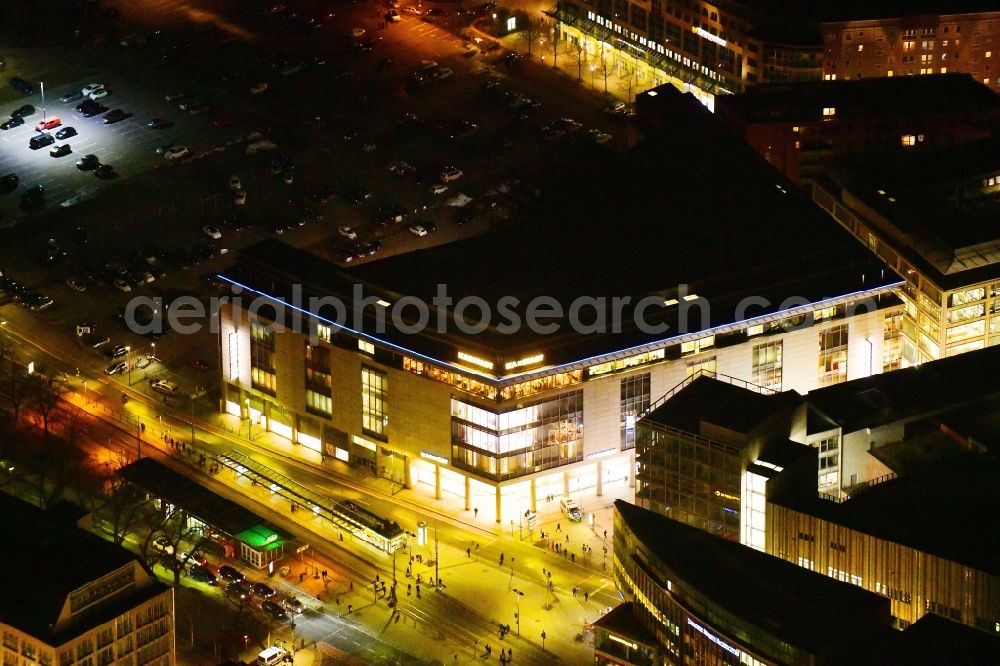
[125,346,132,386]
[150,342,156,363]
[511,589,524,637]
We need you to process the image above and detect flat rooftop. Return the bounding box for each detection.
[806,345,1000,432]
[820,136,1000,287]
[227,87,896,376]
[0,493,165,644]
[119,458,286,541]
[745,0,999,23]
[771,455,1000,576]
[642,374,799,438]
[717,74,1000,123]
[615,500,891,652]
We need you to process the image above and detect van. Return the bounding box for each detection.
[559,497,582,521]
[150,379,179,396]
[256,647,288,666]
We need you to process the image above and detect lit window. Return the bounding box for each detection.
[792,126,800,133]
[822,107,836,117]
[358,339,375,355]
[317,324,332,343]
[795,140,801,149]
[941,67,948,73]
[902,134,916,146]
[987,51,993,58]
[986,78,992,85]
[887,69,894,76]
[857,44,864,52]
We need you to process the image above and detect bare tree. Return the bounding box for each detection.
[517,13,538,56]
[597,42,614,93]
[31,374,64,442]
[90,465,151,546]
[569,39,587,81]
[622,57,642,103]
[143,505,217,588]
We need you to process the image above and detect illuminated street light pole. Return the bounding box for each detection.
[511,589,524,636]
[40,81,46,121]
[125,346,132,386]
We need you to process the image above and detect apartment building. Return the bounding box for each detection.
[715,73,1000,183]
[0,495,175,666]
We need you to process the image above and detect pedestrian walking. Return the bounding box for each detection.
[499,553,504,566]
[407,584,412,595]
[571,553,575,563]
[508,648,512,661]
[572,586,577,597]
[350,581,354,591]
[474,507,479,518]
[347,604,353,614]
[585,591,589,601]
[466,547,471,558]
[604,530,608,540]
[556,522,561,532]
[565,534,570,543]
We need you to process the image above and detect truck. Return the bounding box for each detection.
[559,497,582,521]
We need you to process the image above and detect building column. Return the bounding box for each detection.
[434,465,441,500]
[563,470,570,497]
[629,450,636,488]
[529,478,537,514]
[596,460,604,497]
[464,476,471,511]
[495,485,502,524]
[403,456,412,489]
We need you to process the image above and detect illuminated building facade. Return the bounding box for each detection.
[607,499,1000,665]
[633,348,1000,634]
[217,99,901,525]
[812,136,1000,366]
[716,73,1000,184]
[822,9,1000,88]
[0,495,175,666]
[548,1,999,107]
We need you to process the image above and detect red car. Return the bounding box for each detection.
[34,117,62,131]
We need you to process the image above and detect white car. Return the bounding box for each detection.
[250,82,268,95]
[386,9,401,21]
[430,183,448,195]
[338,226,357,240]
[164,146,189,161]
[233,189,247,205]
[403,5,422,14]
[88,88,110,100]
[409,224,428,237]
[164,92,185,102]
[81,83,105,97]
[202,225,222,239]
[229,175,242,191]
[113,278,132,292]
[440,167,463,182]
[351,27,366,37]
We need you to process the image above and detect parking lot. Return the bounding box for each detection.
[0,0,634,402]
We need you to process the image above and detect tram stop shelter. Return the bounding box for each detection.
[118,458,289,570]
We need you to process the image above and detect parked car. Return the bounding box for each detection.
[188,565,217,585]
[386,9,401,21]
[251,582,276,598]
[29,134,55,150]
[164,146,189,161]
[60,90,83,103]
[94,165,117,179]
[146,118,172,129]
[103,109,133,124]
[88,88,110,100]
[81,83,105,97]
[250,82,268,95]
[152,535,174,553]
[338,226,357,240]
[261,600,288,620]
[55,126,77,140]
[76,154,101,171]
[34,117,61,132]
[50,144,72,158]
[202,225,222,239]
[65,277,87,292]
[12,104,35,118]
[0,116,24,130]
[81,103,109,118]
[281,597,305,614]
[218,565,245,583]
[439,167,463,182]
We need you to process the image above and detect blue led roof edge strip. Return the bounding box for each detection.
[218,275,904,387]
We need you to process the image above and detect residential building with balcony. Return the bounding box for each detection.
[812,135,1000,365]
[715,73,1000,184]
[0,494,175,666]
[216,93,900,526]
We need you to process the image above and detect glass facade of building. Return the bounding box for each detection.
[361,366,388,440]
[250,321,276,395]
[818,324,849,386]
[635,424,741,541]
[621,373,651,451]
[451,390,584,481]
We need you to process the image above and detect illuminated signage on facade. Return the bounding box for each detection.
[714,490,740,501]
[686,618,741,657]
[504,354,545,371]
[421,451,448,465]
[458,351,495,370]
[692,26,727,47]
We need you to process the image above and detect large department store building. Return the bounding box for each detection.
[547,0,999,108]
[215,110,901,525]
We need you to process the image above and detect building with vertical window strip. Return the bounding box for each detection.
[605,499,1000,665]
[633,346,1000,637]
[0,495,175,666]
[216,98,901,527]
[812,136,1000,366]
